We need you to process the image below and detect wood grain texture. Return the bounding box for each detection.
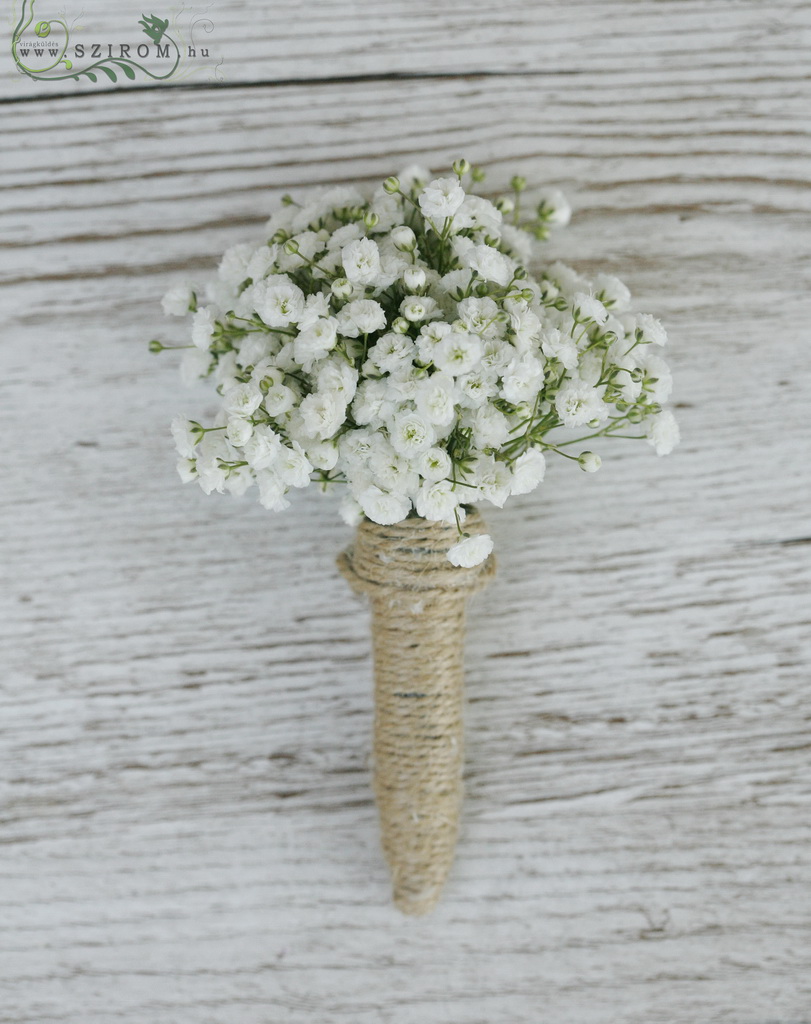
[4,0,811,98]
[2,3,811,1021]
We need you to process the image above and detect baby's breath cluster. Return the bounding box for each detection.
[154,163,678,567]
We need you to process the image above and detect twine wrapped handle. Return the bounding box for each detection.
[338,512,495,915]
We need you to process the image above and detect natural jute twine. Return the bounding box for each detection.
[338,511,495,915]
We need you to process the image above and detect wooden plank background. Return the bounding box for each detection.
[2,3,810,1022]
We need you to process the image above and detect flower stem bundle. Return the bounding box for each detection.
[338,513,495,915]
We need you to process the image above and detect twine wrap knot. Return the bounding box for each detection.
[338,512,495,915]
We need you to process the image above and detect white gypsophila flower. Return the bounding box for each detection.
[501,354,545,405]
[195,433,231,494]
[352,379,394,426]
[359,485,411,525]
[455,194,502,234]
[536,187,571,226]
[255,277,306,327]
[218,242,254,287]
[368,332,416,374]
[433,333,483,376]
[508,308,543,352]
[480,338,514,376]
[386,366,420,404]
[277,231,325,274]
[246,245,277,282]
[416,320,452,363]
[339,492,364,526]
[400,295,438,323]
[242,424,282,470]
[399,164,432,189]
[305,439,339,471]
[417,446,453,483]
[470,404,511,449]
[180,348,212,386]
[602,313,625,343]
[176,457,197,483]
[226,416,253,448]
[457,369,498,408]
[577,352,604,388]
[232,281,260,320]
[341,238,382,285]
[273,341,300,373]
[546,260,588,295]
[464,244,513,286]
[171,416,199,458]
[646,411,680,455]
[299,291,333,328]
[572,292,608,325]
[370,445,419,495]
[471,456,512,508]
[636,351,673,404]
[633,312,668,347]
[337,299,386,337]
[317,359,359,403]
[368,190,404,233]
[340,429,377,464]
[510,448,546,495]
[389,410,436,457]
[447,532,494,568]
[294,317,339,369]
[277,443,313,488]
[263,383,296,417]
[256,469,290,511]
[415,479,460,522]
[554,379,608,428]
[499,223,533,264]
[299,391,347,440]
[224,464,253,496]
[614,367,643,403]
[213,350,241,392]
[415,373,456,426]
[237,334,273,370]
[191,306,216,349]
[251,361,284,388]
[456,297,503,339]
[196,455,227,495]
[593,273,631,312]
[419,177,466,222]
[450,235,475,261]
[439,267,474,300]
[222,382,263,417]
[162,284,194,317]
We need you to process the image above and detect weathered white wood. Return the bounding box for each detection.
[2,8,811,1022]
[4,0,811,98]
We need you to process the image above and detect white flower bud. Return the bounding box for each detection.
[331,276,353,299]
[403,266,426,290]
[578,451,602,473]
[391,225,416,251]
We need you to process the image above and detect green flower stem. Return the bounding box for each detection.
[554,416,633,448]
[542,444,580,462]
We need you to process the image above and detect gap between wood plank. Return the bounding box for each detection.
[0,67,582,106]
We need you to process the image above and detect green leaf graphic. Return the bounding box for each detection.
[114,61,137,80]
